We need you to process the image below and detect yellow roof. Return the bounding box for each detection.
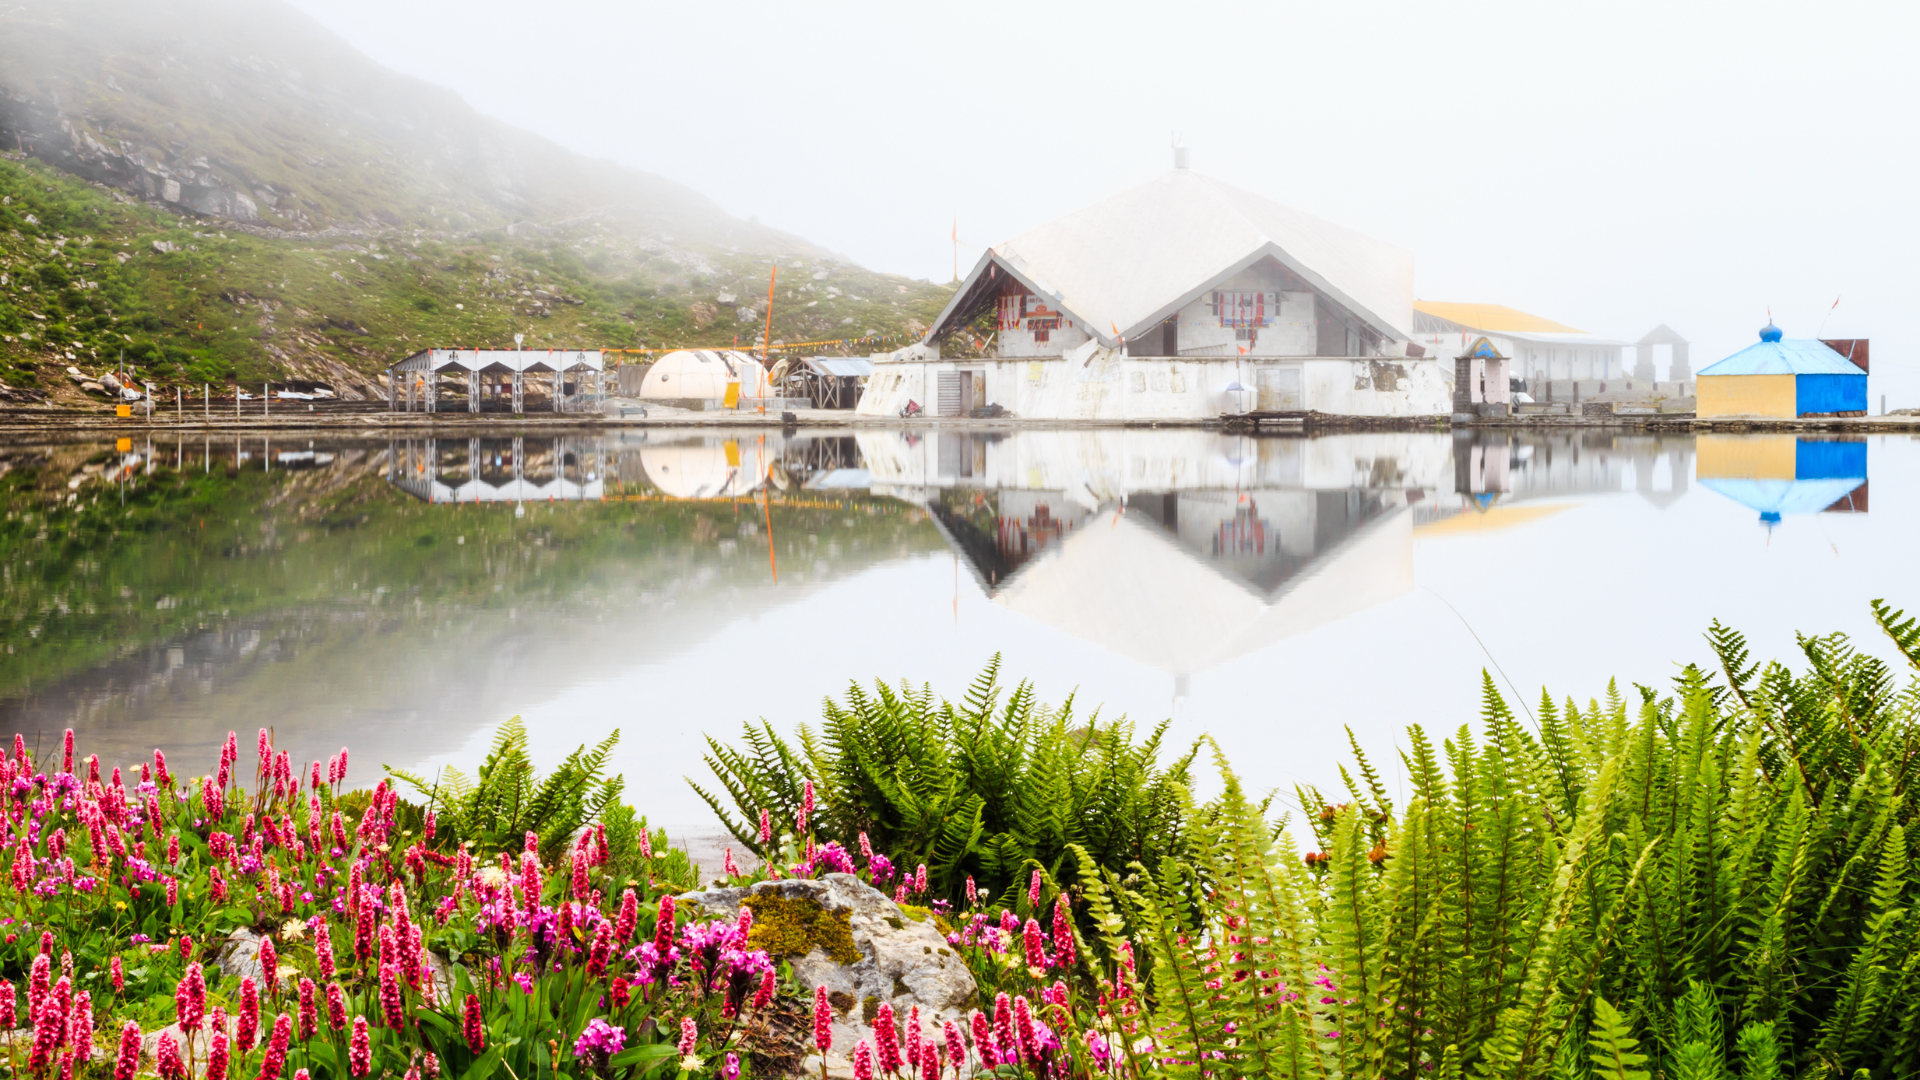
[1414,301,1586,335]
[1414,503,1569,537]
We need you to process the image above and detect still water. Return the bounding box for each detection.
[0,427,1904,831]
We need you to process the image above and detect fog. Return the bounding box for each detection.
[288,0,1919,401]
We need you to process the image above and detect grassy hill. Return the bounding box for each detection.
[0,0,953,401]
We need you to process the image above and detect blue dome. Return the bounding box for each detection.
[1759,324,1784,342]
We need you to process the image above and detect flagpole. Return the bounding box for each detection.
[761,265,778,361]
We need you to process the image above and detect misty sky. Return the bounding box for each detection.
[289,0,1919,399]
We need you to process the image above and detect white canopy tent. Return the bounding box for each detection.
[388,349,606,414]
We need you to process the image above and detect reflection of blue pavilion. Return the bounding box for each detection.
[1697,436,1867,524]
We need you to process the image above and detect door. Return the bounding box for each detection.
[937,372,962,416]
[959,373,975,416]
[1257,367,1302,411]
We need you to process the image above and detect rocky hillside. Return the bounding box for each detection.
[0,0,950,400]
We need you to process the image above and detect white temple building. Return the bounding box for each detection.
[855,152,1451,423]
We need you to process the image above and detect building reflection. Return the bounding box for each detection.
[1696,435,1868,523]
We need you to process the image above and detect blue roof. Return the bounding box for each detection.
[1701,478,1865,518]
[1698,332,1864,377]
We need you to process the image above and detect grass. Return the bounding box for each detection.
[0,154,952,398]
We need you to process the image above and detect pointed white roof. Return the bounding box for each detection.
[934,169,1415,347]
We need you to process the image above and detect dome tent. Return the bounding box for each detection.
[637,350,772,402]
[639,439,769,499]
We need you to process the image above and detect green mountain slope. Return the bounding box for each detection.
[0,0,952,400]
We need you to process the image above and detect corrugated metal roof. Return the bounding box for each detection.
[800,357,875,377]
[937,169,1414,347]
[1697,339,1864,377]
[1413,301,1586,334]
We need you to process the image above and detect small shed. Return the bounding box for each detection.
[637,350,772,403]
[1696,325,1867,419]
[1451,336,1512,422]
[789,357,874,409]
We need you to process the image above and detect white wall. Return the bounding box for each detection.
[856,355,1453,421]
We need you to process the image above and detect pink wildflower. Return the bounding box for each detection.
[677,1016,698,1056]
[348,1016,370,1076]
[259,934,278,992]
[259,1012,291,1078]
[853,1041,875,1080]
[298,979,317,1040]
[614,888,639,944]
[874,1001,902,1073]
[237,977,259,1051]
[113,1022,141,1080]
[155,1032,185,1080]
[1052,898,1076,970]
[814,985,834,1052]
[206,1030,230,1080]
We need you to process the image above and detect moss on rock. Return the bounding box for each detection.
[743,893,861,965]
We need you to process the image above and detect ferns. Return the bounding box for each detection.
[1044,604,1920,1080]
[387,716,629,865]
[693,657,1201,912]
[1587,997,1650,1080]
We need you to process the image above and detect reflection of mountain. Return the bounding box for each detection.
[1697,435,1868,523]
[0,431,942,774]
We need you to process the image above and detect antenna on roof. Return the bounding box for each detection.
[1171,132,1188,170]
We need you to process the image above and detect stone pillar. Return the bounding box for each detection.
[1669,342,1692,382]
[426,371,437,414]
[512,371,524,414]
[469,370,480,413]
[388,370,396,411]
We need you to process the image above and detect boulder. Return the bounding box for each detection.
[680,874,974,1078]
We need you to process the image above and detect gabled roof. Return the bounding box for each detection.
[931,169,1414,348]
[1413,301,1585,335]
[1698,336,1864,377]
[1637,323,1689,346]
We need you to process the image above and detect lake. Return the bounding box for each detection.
[0,426,1904,842]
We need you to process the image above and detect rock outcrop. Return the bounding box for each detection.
[681,874,974,1078]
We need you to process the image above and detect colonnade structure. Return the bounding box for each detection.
[386,436,606,504]
[387,349,607,414]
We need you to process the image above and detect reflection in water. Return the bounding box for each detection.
[1696,435,1869,523]
[0,426,1885,823]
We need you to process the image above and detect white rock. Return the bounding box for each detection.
[681,874,974,1079]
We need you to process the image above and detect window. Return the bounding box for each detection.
[1213,291,1278,329]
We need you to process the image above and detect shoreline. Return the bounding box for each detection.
[1,405,1917,436]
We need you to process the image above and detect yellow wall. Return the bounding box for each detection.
[1698,374,1796,419]
[1696,434,1796,480]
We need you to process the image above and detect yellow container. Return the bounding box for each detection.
[1697,374,1796,419]
[115,404,132,418]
